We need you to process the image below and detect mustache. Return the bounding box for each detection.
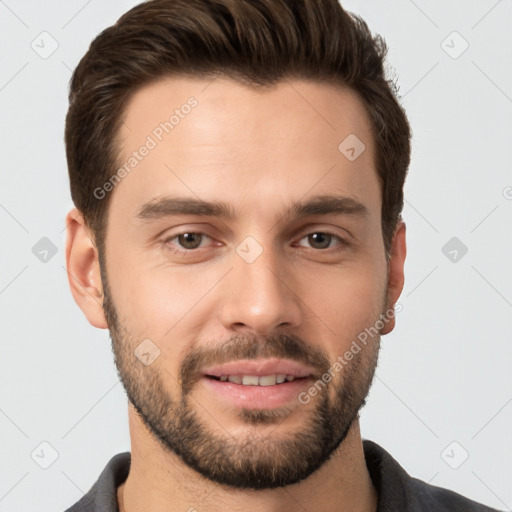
[179,333,331,394]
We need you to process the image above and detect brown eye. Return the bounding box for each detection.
[307,233,331,249]
[176,233,203,249]
[297,232,345,250]
[163,232,213,253]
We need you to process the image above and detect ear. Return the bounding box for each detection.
[381,220,406,335]
[65,208,108,329]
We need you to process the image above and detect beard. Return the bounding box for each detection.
[101,266,384,490]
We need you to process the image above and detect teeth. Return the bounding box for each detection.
[258,375,277,386]
[242,375,259,386]
[219,374,297,385]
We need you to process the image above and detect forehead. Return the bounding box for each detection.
[109,76,379,226]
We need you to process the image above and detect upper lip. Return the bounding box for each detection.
[202,358,316,378]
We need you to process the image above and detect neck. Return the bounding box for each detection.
[117,405,377,512]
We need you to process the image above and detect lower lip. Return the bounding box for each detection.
[201,377,312,409]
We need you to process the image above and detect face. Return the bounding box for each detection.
[95,76,401,489]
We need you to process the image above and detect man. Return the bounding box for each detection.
[63,0,500,510]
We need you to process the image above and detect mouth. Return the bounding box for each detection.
[205,374,307,385]
[199,358,316,409]
[201,357,316,380]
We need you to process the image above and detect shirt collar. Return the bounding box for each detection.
[65,440,473,512]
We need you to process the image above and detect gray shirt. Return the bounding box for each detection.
[64,440,501,511]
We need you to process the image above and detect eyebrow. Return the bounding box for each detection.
[136,194,370,223]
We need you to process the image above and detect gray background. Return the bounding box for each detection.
[1,0,511,510]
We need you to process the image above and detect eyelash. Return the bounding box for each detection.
[161,230,349,254]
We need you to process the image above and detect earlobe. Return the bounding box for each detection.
[65,208,108,329]
[381,221,406,335]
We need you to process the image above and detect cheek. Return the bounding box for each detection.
[107,252,224,347]
[308,261,387,349]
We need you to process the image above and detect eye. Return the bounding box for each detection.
[161,229,349,255]
[296,231,348,250]
[163,232,213,252]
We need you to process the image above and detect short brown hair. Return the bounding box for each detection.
[65,0,411,259]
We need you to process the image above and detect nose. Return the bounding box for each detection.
[219,243,303,335]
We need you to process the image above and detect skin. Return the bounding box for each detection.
[65,76,406,512]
